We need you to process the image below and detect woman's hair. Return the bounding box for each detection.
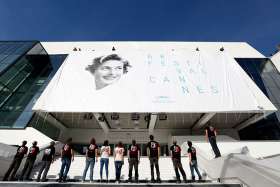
[187,141,192,147]
[87,54,131,73]
[117,141,123,147]
[66,138,72,144]
[90,138,96,145]
[22,140,27,146]
[103,140,109,146]
[32,141,37,146]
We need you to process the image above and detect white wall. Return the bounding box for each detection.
[41,41,265,58]
[63,128,239,145]
[0,127,53,147]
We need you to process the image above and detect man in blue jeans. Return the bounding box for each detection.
[187,141,202,181]
[58,138,74,182]
[82,138,98,182]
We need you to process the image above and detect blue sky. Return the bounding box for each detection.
[0,0,279,55]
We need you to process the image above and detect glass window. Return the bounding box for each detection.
[236,58,280,139]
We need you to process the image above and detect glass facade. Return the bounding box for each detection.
[28,54,68,139]
[0,41,67,130]
[236,58,280,140]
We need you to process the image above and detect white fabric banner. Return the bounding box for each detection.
[33,49,276,113]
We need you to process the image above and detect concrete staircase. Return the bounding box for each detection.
[0,152,242,186]
[0,182,242,187]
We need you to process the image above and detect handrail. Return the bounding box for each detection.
[258,153,280,159]
[193,146,280,187]
[0,141,63,160]
[0,141,64,177]
[0,143,18,159]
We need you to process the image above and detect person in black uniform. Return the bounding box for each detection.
[3,140,28,181]
[128,140,140,183]
[19,141,40,181]
[37,141,56,182]
[170,140,187,183]
[187,141,202,181]
[146,135,161,183]
[205,125,221,158]
[58,138,74,182]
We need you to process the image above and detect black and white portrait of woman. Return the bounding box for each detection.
[86,54,131,90]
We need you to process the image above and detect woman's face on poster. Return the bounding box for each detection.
[94,59,124,88]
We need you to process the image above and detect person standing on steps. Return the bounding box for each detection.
[58,138,74,182]
[3,140,28,181]
[100,140,111,182]
[187,141,202,181]
[19,141,40,181]
[37,141,56,182]
[205,125,221,158]
[114,141,124,183]
[128,139,140,183]
[146,135,161,183]
[170,140,187,183]
[82,138,98,183]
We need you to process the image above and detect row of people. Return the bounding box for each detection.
[3,141,54,182]
[3,135,202,183]
[3,125,220,183]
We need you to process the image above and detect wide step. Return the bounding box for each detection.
[0,181,242,187]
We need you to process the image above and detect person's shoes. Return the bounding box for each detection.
[176,180,181,184]
[10,177,17,181]
[62,177,67,182]
[192,176,195,181]
[57,178,63,183]
[151,178,155,183]
[41,179,48,182]
[36,179,40,182]
[128,178,132,183]
[156,178,161,183]
[135,179,139,183]
[198,176,202,181]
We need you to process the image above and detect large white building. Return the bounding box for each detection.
[1,41,279,145]
[0,41,280,186]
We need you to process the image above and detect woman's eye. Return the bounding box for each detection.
[101,66,110,70]
[116,66,123,70]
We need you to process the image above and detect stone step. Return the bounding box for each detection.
[0,181,242,187]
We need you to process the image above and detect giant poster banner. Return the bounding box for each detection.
[33,48,275,113]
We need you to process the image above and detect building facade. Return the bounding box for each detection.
[0,41,279,154]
